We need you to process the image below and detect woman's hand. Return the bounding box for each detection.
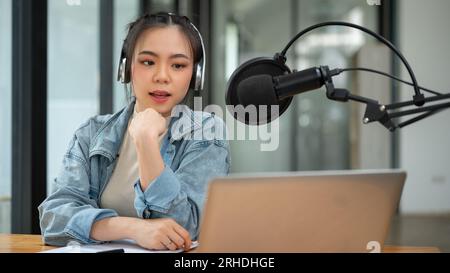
[128,107,166,190]
[129,107,167,143]
[132,218,192,251]
[91,217,192,251]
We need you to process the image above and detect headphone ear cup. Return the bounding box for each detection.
[190,62,203,91]
[124,58,131,83]
[118,58,127,83]
[190,63,197,90]
[117,39,130,84]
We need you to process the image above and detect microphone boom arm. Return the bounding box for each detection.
[323,70,450,131]
[278,21,425,106]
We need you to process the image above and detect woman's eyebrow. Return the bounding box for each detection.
[138,50,190,60]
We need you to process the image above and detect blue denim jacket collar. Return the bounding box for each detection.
[88,97,203,162]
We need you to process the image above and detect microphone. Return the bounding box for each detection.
[225,56,293,125]
[237,67,328,107]
[226,21,448,130]
[225,54,335,125]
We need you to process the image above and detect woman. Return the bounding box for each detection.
[38,12,230,251]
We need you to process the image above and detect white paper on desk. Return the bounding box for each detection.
[40,239,199,253]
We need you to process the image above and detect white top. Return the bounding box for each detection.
[100,107,170,217]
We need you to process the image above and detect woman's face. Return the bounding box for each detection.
[131,26,194,116]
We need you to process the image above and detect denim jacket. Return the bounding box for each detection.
[38,99,230,246]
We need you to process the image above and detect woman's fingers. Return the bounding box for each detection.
[159,241,170,250]
[140,218,192,251]
[173,224,192,250]
[166,229,185,249]
[162,237,178,251]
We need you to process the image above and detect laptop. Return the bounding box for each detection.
[196,169,406,253]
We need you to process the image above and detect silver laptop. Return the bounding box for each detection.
[197,169,406,253]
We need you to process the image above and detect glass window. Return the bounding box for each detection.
[292,0,378,170]
[149,0,176,12]
[113,0,139,112]
[212,0,379,173]
[47,0,100,193]
[0,0,12,233]
[212,0,295,173]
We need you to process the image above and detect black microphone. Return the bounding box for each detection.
[237,67,328,108]
[226,21,447,129]
[225,56,292,125]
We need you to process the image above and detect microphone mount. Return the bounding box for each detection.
[228,21,448,128]
[279,21,426,107]
[273,21,449,131]
[321,68,450,131]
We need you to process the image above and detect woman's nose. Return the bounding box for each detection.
[153,64,170,84]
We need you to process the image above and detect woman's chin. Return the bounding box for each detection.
[137,97,179,116]
[146,103,172,116]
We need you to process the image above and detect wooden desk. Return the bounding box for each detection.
[0,234,56,253]
[383,245,440,253]
[0,234,440,253]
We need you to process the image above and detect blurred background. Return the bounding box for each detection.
[1,0,449,251]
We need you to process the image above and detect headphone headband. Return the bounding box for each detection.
[188,21,206,91]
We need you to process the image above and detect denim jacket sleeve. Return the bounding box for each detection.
[38,133,118,246]
[133,118,230,240]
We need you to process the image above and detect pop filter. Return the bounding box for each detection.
[225,57,292,125]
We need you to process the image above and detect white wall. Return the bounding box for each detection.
[398,0,450,214]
